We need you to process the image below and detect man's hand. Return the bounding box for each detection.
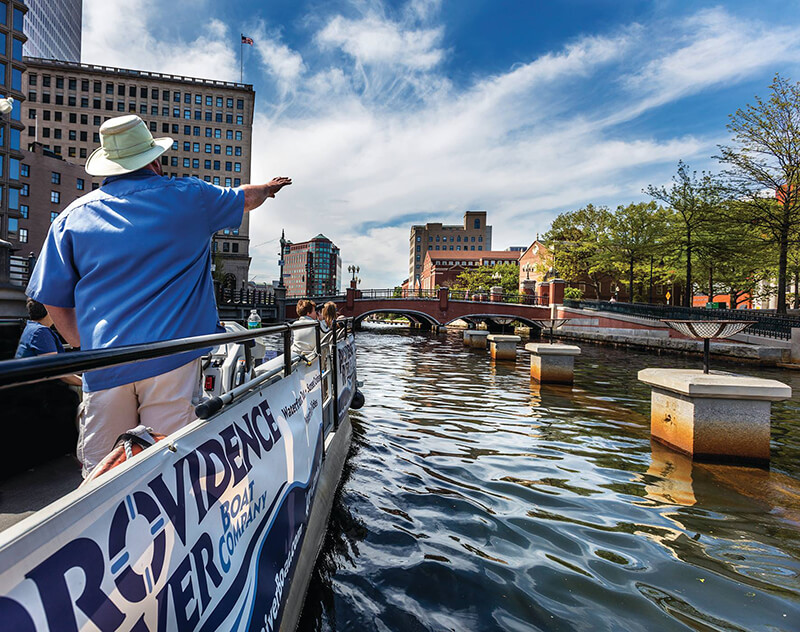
[243,177,293,212]
[267,177,292,198]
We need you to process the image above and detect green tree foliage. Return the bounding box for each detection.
[541,204,615,298]
[717,74,800,313]
[450,263,520,294]
[645,162,722,306]
[605,202,668,302]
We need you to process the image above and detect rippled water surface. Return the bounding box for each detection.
[299,327,800,631]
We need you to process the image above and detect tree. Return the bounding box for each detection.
[717,74,800,313]
[605,202,667,302]
[451,263,519,294]
[541,204,615,298]
[645,162,722,307]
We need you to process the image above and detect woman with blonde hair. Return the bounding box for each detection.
[320,301,337,333]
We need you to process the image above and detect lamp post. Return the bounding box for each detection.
[0,96,14,115]
[278,229,287,289]
[348,264,360,281]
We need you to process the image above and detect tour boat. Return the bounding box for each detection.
[0,318,360,631]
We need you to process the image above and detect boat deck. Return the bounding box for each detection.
[0,454,82,534]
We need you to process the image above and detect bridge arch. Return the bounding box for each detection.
[443,313,544,330]
[355,309,442,328]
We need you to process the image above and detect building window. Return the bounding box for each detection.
[183,141,190,151]
[51,172,60,184]
[204,160,211,169]
[478,246,482,250]
[50,191,60,203]
[183,124,191,135]
[50,211,59,222]
[223,242,230,252]
[225,146,232,156]
[77,178,84,190]
[234,178,241,187]
[173,92,181,102]
[80,148,87,158]
[235,131,242,141]
[205,143,211,153]
[237,99,244,110]
[234,162,241,172]
[213,145,220,154]
[205,127,212,137]
[183,158,190,168]
[234,146,242,156]
[8,217,17,235]
[20,205,28,218]
[236,115,244,125]
[20,164,28,177]
[18,228,27,243]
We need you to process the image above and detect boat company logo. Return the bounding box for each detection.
[0,360,331,632]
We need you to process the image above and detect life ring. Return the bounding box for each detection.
[82,425,166,484]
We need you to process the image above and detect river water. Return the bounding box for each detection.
[299,326,800,631]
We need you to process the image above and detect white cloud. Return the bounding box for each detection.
[82,0,238,81]
[82,1,800,287]
[316,13,444,71]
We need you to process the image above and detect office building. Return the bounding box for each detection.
[409,211,492,287]
[23,0,82,62]
[18,142,85,256]
[0,1,27,248]
[20,57,256,285]
[420,249,519,290]
[282,234,341,297]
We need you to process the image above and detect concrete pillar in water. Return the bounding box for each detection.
[488,334,520,360]
[463,330,489,348]
[526,342,581,384]
[791,327,800,363]
[638,368,791,465]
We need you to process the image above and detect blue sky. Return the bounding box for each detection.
[82,0,800,287]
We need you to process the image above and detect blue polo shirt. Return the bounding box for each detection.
[27,171,244,392]
[15,321,64,358]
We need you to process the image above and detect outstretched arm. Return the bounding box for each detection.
[45,305,80,348]
[242,177,292,212]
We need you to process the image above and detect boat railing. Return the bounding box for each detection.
[0,318,355,450]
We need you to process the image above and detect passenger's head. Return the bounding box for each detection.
[26,298,48,322]
[296,299,317,317]
[322,302,337,327]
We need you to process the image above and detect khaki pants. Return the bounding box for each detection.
[78,359,201,477]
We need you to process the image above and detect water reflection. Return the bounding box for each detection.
[300,327,800,631]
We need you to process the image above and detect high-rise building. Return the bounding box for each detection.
[20,57,256,285]
[23,0,82,62]
[19,142,86,256]
[408,211,492,287]
[282,234,341,297]
[0,2,28,248]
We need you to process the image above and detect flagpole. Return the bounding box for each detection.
[240,35,243,83]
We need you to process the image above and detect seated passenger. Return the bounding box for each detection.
[16,298,81,386]
[320,301,337,334]
[292,299,318,358]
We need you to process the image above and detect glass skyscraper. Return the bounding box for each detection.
[23,0,81,62]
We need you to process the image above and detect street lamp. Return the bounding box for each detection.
[523,263,535,280]
[348,264,360,281]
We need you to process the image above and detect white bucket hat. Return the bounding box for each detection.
[84,115,173,176]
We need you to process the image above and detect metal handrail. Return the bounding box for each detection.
[0,320,325,389]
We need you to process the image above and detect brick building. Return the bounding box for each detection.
[20,57,255,285]
[0,1,27,249]
[18,142,85,256]
[282,234,342,297]
[409,211,492,287]
[420,249,519,290]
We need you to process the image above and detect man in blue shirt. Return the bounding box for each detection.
[27,114,291,476]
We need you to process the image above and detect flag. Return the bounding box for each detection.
[241,35,253,45]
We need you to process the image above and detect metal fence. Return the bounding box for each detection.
[216,287,275,306]
[563,299,800,340]
[357,288,543,304]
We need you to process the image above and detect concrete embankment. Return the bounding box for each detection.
[534,307,789,366]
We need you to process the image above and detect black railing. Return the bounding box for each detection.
[563,299,799,340]
[447,289,542,305]
[357,288,542,304]
[0,318,355,389]
[216,287,275,306]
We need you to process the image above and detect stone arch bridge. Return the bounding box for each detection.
[285,288,551,331]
